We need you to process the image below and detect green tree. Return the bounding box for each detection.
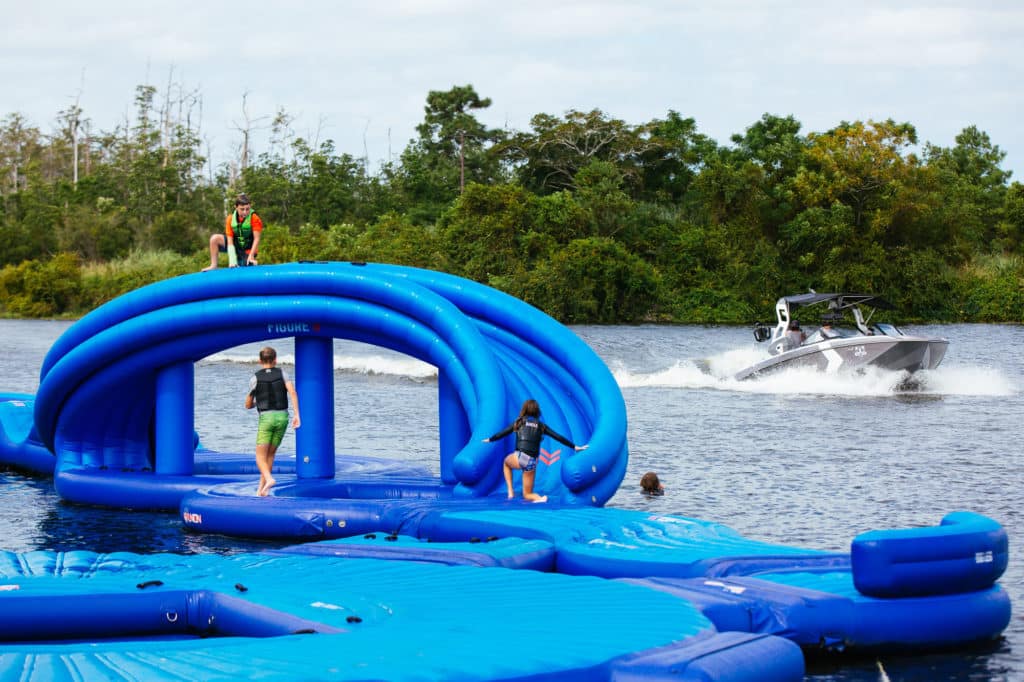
[352,213,442,268]
[637,111,717,204]
[436,183,532,283]
[925,126,1011,253]
[395,85,505,224]
[995,182,1024,252]
[510,237,661,323]
[507,109,652,196]
[574,160,633,238]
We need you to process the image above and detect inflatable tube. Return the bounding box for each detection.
[608,631,804,681]
[851,511,1009,597]
[372,264,628,501]
[634,573,1012,652]
[0,590,343,641]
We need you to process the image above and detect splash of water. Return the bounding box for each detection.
[200,351,437,380]
[612,349,1016,398]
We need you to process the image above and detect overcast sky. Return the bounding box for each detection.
[3,1,1023,180]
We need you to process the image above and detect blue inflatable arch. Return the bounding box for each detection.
[33,263,628,507]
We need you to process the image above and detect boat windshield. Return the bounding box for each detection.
[805,327,857,344]
[874,323,903,337]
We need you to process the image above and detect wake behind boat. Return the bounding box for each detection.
[736,293,948,381]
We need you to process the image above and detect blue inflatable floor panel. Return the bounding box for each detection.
[273,534,558,571]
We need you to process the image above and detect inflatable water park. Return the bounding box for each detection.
[0,262,1011,680]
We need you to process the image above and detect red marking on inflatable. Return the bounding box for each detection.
[540,448,561,465]
[183,512,203,524]
[313,323,321,332]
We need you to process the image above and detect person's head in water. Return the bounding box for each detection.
[641,472,664,496]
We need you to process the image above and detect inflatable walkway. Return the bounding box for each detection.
[0,548,804,681]
[13,262,626,508]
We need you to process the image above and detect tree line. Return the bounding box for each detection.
[1,83,1022,322]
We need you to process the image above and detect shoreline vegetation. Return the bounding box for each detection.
[1,84,1022,324]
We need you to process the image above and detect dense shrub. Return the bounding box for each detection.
[0,253,83,317]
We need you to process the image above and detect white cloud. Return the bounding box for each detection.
[1,1,1022,179]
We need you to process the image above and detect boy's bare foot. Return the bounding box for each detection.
[531,495,548,503]
[201,264,217,272]
[264,477,276,494]
[507,492,514,500]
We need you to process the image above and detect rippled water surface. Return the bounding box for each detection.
[1,319,1021,681]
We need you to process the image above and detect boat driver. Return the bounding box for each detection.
[786,321,806,344]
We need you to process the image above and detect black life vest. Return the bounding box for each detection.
[515,418,543,457]
[253,367,288,411]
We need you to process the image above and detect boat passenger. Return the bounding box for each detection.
[483,399,588,503]
[820,322,837,339]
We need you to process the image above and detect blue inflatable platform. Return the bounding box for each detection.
[0,262,1013,679]
[0,548,803,681]
[20,262,625,508]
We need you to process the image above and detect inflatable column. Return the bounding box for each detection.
[154,360,194,475]
[295,336,335,478]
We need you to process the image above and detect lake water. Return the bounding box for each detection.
[1,319,1021,681]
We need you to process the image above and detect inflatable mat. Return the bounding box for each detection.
[225,508,1011,653]
[0,549,803,681]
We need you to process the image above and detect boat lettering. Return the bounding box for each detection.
[975,551,994,564]
[266,322,312,334]
[853,345,867,357]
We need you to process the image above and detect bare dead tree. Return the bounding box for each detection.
[269,107,296,163]
[231,91,270,180]
[69,69,86,186]
[161,68,173,169]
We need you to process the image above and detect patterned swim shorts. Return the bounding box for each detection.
[516,451,538,472]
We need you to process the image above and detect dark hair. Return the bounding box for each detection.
[259,346,277,364]
[641,472,663,495]
[513,399,541,430]
[235,193,251,207]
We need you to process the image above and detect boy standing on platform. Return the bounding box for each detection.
[245,346,300,496]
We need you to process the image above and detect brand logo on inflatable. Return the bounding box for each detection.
[266,322,321,334]
[183,512,203,524]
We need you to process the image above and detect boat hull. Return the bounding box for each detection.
[735,337,948,381]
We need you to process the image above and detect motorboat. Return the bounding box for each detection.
[735,292,949,381]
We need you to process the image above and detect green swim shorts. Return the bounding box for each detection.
[256,411,289,447]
